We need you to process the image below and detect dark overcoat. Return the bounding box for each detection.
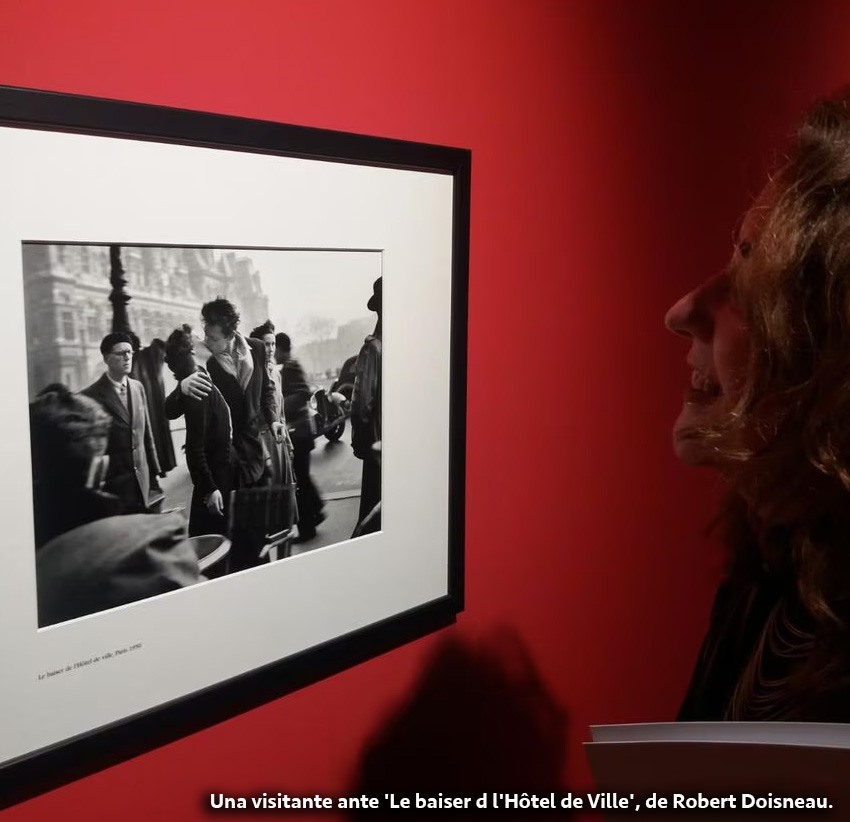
[183,378,235,536]
[166,335,276,486]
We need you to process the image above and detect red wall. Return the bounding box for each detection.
[2,0,850,817]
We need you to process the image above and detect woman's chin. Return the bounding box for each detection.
[673,431,712,467]
[672,407,716,467]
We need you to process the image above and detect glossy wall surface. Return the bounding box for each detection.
[1,0,849,817]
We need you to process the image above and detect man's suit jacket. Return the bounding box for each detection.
[166,335,276,486]
[82,373,161,511]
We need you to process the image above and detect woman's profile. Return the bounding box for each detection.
[667,89,850,722]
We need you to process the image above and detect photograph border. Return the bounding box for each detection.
[0,85,469,808]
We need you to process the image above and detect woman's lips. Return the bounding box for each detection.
[684,370,721,403]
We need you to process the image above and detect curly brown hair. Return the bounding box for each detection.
[699,91,850,641]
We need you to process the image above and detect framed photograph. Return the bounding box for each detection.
[0,86,469,806]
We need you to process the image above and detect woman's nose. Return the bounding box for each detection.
[664,278,719,339]
[665,290,698,338]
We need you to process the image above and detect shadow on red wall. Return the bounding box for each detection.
[347,629,570,819]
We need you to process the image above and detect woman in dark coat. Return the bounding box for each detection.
[666,88,850,722]
[164,325,235,537]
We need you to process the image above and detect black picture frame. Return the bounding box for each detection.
[0,85,469,809]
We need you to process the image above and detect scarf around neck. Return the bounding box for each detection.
[215,331,254,390]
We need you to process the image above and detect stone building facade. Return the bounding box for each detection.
[23,244,270,399]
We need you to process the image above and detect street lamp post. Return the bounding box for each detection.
[109,244,132,334]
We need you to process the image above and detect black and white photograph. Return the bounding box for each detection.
[0,86,466,802]
[24,243,384,626]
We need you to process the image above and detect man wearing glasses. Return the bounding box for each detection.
[82,332,163,513]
